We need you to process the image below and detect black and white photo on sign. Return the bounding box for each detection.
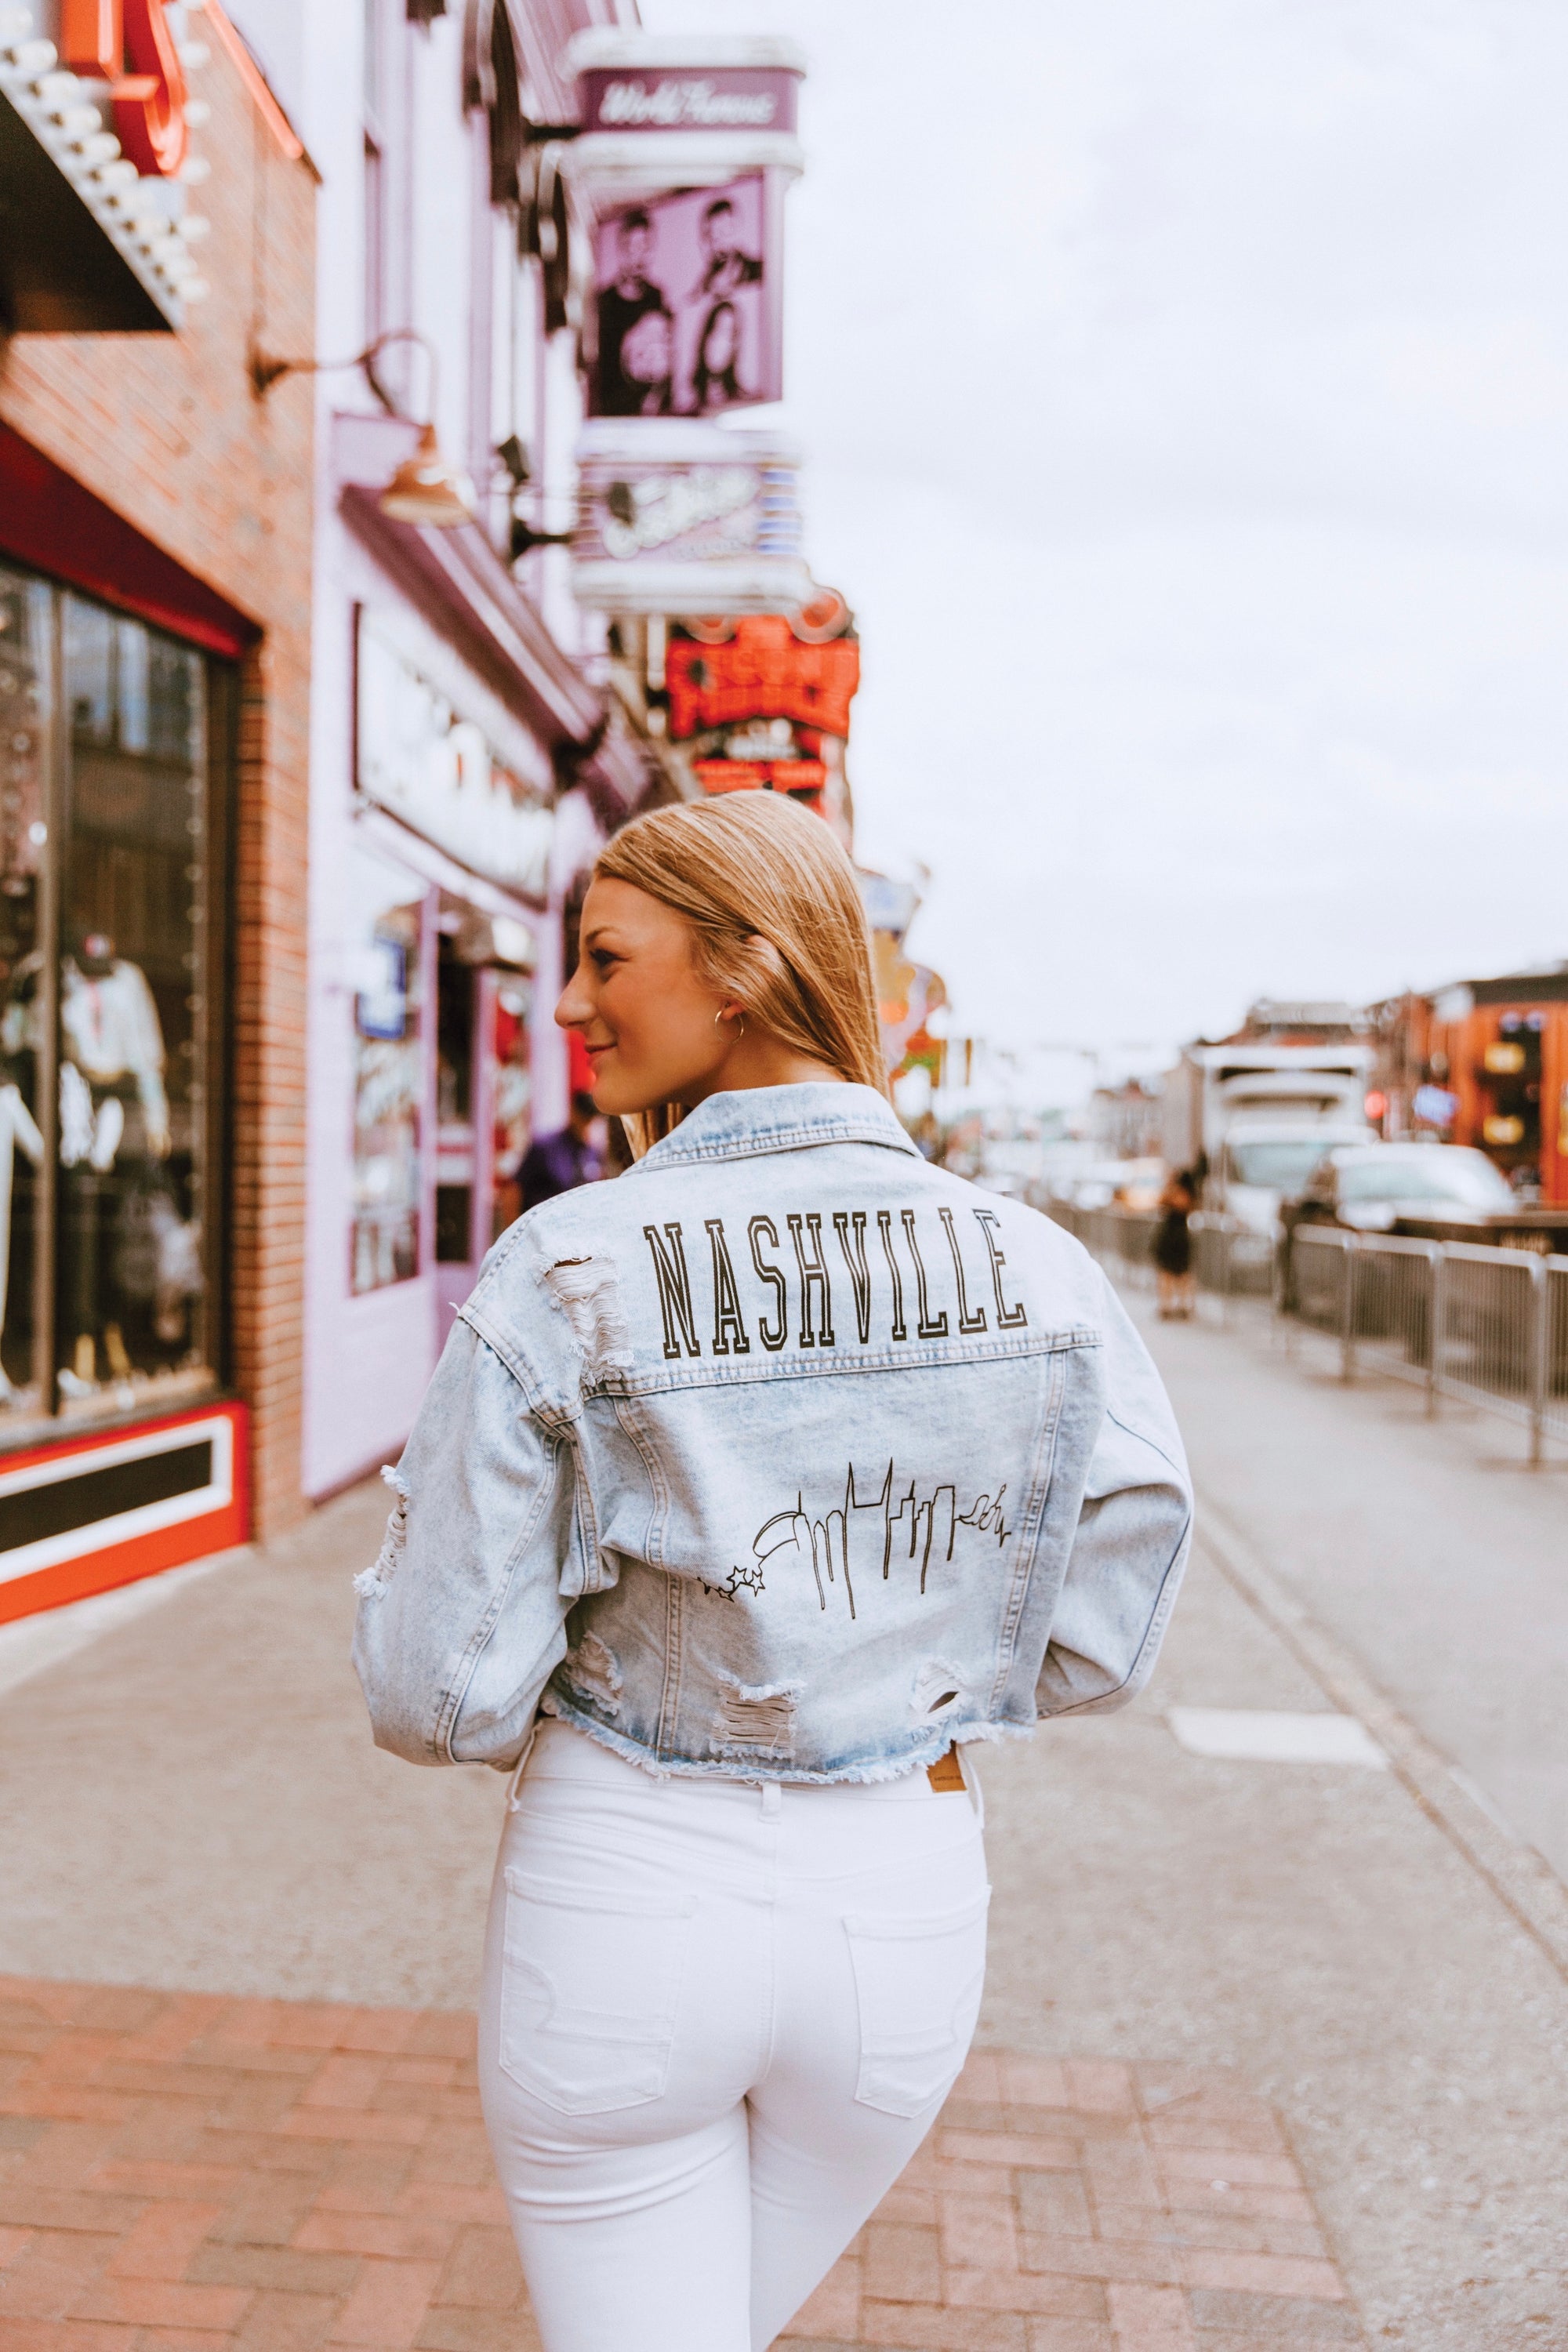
[591,175,775,419]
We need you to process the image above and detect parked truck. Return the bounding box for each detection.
[1162,1002,1374,1176]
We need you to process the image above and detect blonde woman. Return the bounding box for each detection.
[354,795,1192,2352]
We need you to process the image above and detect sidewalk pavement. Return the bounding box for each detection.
[0,1977,1355,2352]
[1138,1283,1568,1882]
[3,1291,1568,2347]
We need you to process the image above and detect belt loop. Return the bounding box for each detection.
[760,1780,782,1820]
[959,1744,985,1827]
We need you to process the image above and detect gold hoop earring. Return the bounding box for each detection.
[715,1007,746,1038]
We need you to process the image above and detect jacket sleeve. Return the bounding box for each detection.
[351,1313,577,1769]
[1036,1271,1192,1718]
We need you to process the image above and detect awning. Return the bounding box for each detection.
[0,83,172,332]
[0,422,260,656]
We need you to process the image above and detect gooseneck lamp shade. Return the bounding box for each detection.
[377,423,478,528]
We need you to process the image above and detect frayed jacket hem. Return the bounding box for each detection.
[540,1693,1036,1784]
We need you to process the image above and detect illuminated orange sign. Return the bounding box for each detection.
[61,0,190,177]
[692,757,826,796]
[667,615,859,741]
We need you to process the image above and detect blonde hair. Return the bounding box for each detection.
[591,793,888,1156]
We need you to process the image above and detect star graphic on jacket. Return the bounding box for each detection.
[702,1562,766,1601]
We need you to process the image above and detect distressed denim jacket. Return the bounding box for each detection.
[353,1083,1192,1784]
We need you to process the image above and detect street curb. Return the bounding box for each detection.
[1194,1483,1568,1990]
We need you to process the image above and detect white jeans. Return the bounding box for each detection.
[477,1722,990,2352]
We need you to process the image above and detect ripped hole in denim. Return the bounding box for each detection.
[713,1679,800,1760]
[354,1466,408,1599]
[560,1631,623,1716]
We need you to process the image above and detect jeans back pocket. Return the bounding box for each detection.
[500,1868,697,2116]
[844,1886,992,2118]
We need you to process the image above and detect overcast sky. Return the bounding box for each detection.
[640,0,1568,1062]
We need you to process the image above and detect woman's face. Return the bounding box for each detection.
[555,877,736,1114]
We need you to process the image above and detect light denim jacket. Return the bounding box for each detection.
[353,1083,1192,1783]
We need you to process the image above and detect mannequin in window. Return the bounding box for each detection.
[60,927,170,1396]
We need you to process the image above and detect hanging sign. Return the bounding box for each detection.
[572,423,809,615]
[590,174,781,419]
[564,34,804,414]
[579,67,798,134]
[665,612,858,806]
[567,32,804,170]
[666,614,859,739]
[691,754,826,797]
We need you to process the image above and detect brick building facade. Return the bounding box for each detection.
[0,9,318,1606]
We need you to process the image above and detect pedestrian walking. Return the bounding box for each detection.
[518,1090,605,1211]
[1155,1168,1198,1319]
[353,794,1192,2352]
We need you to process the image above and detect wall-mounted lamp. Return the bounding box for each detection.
[509,517,575,558]
[490,435,573,560]
[249,328,477,528]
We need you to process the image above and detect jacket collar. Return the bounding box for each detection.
[630,1083,922,1172]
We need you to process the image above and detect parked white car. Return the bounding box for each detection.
[1283,1142,1519,1236]
[1049,1157,1166,1213]
[1214,1120,1374,1244]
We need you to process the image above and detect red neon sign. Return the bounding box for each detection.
[667,617,860,742]
[60,0,189,178]
[692,758,827,796]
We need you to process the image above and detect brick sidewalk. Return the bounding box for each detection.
[0,1979,1359,2352]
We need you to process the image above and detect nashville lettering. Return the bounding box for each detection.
[641,1205,1025,1361]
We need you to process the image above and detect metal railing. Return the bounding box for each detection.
[1287,1226,1568,1462]
[1046,1196,1568,1462]
[1042,1203,1258,1305]
[1064,1204,1159,1277]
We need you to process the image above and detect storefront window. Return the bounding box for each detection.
[0,565,228,1440]
[349,846,425,1294]
[59,595,211,1401]
[0,569,51,1416]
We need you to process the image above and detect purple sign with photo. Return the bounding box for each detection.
[590,175,782,420]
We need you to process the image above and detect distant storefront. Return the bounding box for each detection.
[1374,973,1568,1207]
